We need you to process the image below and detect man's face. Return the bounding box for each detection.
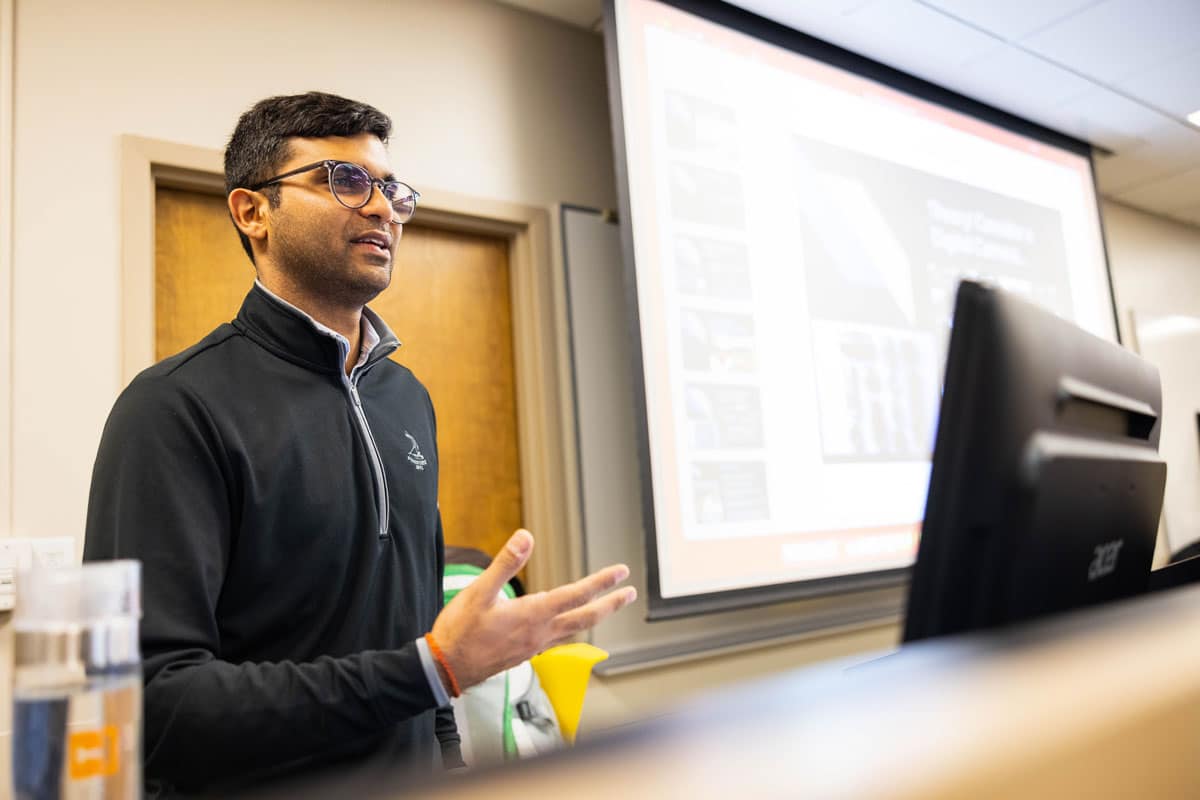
[264,133,402,307]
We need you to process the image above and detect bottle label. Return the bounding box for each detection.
[13,675,141,800]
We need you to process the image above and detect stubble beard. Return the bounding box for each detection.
[273,225,393,310]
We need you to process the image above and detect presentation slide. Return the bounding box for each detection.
[611,0,1115,604]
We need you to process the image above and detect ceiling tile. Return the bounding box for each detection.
[834,0,1003,73]
[1112,165,1200,213]
[1113,45,1200,119]
[1094,121,1200,192]
[734,0,1000,77]
[1021,0,1200,85]
[918,0,1100,41]
[946,45,1098,121]
[1038,86,1176,152]
[724,0,880,42]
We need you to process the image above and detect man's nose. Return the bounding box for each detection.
[360,182,395,223]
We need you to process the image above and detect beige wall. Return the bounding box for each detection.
[1,0,13,540]
[1,0,15,785]
[1104,199,1200,341]
[3,0,1200,779]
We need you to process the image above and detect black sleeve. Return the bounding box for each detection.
[83,376,440,788]
[431,461,464,768]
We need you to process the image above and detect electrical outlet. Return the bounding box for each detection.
[30,537,75,568]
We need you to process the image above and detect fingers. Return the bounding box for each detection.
[540,564,631,616]
[469,529,535,602]
[548,586,638,641]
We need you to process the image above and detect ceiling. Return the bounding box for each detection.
[496,0,1200,228]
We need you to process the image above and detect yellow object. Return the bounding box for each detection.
[530,643,609,744]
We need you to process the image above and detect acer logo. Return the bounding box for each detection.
[1088,540,1124,582]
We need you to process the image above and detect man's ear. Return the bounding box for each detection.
[228,188,269,246]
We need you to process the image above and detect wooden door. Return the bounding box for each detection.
[155,186,523,562]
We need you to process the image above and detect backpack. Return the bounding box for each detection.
[442,564,565,765]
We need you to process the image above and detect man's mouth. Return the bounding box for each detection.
[351,232,392,254]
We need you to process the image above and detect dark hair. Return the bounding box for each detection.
[224,91,392,262]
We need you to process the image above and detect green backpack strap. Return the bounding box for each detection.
[442,562,519,758]
[443,563,517,605]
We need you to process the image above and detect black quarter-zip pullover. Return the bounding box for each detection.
[84,284,460,795]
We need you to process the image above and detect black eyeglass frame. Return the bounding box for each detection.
[247,159,421,224]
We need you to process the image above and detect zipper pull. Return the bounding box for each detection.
[349,383,363,407]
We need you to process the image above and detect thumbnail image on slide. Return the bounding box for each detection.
[681,308,758,374]
[674,234,753,300]
[669,162,747,228]
[692,461,770,525]
[686,383,765,451]
[665,89,740,163]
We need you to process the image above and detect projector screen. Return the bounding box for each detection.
[605,0,1117,618]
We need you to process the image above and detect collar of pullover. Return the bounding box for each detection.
[233,282,401,376]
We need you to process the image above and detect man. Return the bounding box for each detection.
[83,92,635,796]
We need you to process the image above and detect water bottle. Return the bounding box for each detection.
[12,561,142,799]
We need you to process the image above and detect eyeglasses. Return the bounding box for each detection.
[248,160,420,224]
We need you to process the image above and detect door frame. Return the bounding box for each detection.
[120,135,580,593]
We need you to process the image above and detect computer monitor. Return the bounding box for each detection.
[1147,554,1200,594]
[903,279,1166,643]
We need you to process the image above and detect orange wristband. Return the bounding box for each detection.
[424,633,462,698]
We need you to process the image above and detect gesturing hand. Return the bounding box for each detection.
[430,529,636,691]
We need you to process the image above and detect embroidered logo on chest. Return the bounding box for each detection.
[404,431,427,471]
